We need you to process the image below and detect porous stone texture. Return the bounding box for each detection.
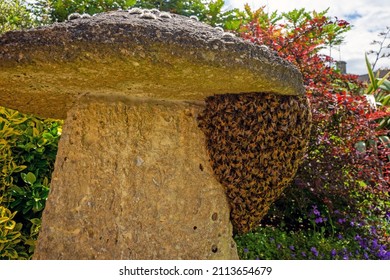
[0,10,304,119]
[34,99,238,260]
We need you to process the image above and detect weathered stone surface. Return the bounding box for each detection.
[34,99,238,259]
[0,10,304,119]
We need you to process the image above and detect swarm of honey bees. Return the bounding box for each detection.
[198,93,312,234]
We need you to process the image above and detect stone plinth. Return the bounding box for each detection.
[33,99,237,259]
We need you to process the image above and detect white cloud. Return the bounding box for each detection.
[225,0,390,75]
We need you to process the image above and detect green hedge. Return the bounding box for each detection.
[0,106,62,259]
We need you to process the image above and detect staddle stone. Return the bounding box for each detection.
[0,9,308,259]
[34,99,237,259]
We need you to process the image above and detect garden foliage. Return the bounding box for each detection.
[236,6,390,259]
[31,0,243,29]
[0,107,62,259]
[31,0,136,22]
[0,0,37,33]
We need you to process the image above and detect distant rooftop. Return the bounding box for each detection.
[358,68,390,83]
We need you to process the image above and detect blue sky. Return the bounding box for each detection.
[225,0,390,75]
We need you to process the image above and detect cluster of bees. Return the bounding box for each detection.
[198,93,312,234]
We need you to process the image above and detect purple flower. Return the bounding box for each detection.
[301,251,307,257]
[381,251,390,260]
[331,249,337,258]
[337,218,346,224]
[338,234,343,240]
[244,248,249,253]
[314,217,327,224]
[354,234,362,241]
[277,244,281,250]
[310,247,319,257]
[370,226,377,235]
[289,245,295,251]
[312,205,320,216]
[360,242,367,250]
[372,239,379,250]
[378,245,387,257]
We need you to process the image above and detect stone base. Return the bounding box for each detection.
[33,99,238,260]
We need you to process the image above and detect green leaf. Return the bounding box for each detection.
[376,71,390,90]
[357,180,367,187]
[42,132,54,140]
[37,138,47,147]
[29,218,41,226]
[22,205,32,215]
[378,118,387,129]
[9,185,25,195]
[378,135,390,147]
[381,95,390,106]
[365,53,377,94]
[4,248,18,259]
[126,0,137,6]
[8,116,28,125]
[379,79,390,92]
[23,142,36,151]
[355,141,366,153]
[12,165,27,173]
[36,146,45,153]
[0,217,10,224]
[21,172,36,185]
[32,127,39,137]
[4,220,16,230]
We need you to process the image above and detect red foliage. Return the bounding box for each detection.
[239,8,389,220]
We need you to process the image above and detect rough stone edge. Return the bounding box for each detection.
[0,10,305,97]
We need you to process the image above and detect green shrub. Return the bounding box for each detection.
[0,206,26,259]
[0,0,37,34]
[0,106,62,259]
[238,6,389,260]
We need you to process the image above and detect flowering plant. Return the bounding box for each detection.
[235,6,389,260]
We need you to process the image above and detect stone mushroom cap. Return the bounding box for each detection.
[0,9,305,119]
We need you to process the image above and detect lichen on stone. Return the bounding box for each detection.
[149,8,160,15]
[68,13,81,21]
[214,27,224,33]
[81,13,91,19]
[190,15,199,21]
[128,8,143,14]
[159,12,172,19]
[140,11,158,20]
